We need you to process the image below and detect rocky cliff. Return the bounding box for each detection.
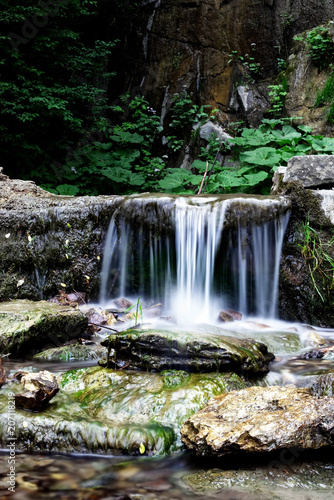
[112,0,334,127]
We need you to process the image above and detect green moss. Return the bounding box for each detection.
[160,370,190,388]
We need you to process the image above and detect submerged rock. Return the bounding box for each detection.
[0,366,251,455]
[100,329,275,375]
[218,311,235,323]
[183,461,334,499]
[33,343,108,361]
[0,299,88,357]
[181,386,334,457]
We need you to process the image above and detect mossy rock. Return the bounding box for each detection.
[100,329,275,375]
[0,366,253,456]
[0,299,88,357]
[33,343,108,362]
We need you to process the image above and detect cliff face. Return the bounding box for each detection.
[113,0,334,122]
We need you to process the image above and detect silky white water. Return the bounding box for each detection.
[99,195,290,322]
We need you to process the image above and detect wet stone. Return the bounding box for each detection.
[181,386,334,457]
[100,329,274,375]
[33,343,108,361]
[0,366,252,455]
[0,299,88,357]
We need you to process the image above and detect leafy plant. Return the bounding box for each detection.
[268,78,288,116]
[158,117,334,196]
[124,296,143,326]
[306,26,334,69]
[314,71,334,123]
[298,216,334,301]
[228,44,262,83]
[0,0,116,182]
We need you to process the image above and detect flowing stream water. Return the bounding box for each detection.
[1,194,334,499]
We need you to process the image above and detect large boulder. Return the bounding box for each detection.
[181,386,334,457]
[100,329,274,375]
[0,299,88,357]
[0,175,122,301]
[283,155,334,189]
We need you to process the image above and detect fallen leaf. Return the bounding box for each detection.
[139,443,145,454]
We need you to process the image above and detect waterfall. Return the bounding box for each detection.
[99,195,290,322]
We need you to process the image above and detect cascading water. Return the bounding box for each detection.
[99,194,290,322]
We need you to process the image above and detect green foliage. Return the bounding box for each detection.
[158,117,334,196]
[124,296,143,326]
[277,58,286,72]
[268,78,288,116]
[0,0,116,181]
[228,44,262,83]
[306,26,334,69]
[314,72,334,123]
[298,216,334,301]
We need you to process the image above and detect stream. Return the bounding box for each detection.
[1,315,334,499]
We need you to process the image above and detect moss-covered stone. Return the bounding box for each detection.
[0,299,88,357]
[0,366,252,455]
[100,328,275,375]
[278,181,334,327]
[33,343,108,361]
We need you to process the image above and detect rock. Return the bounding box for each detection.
[0,358,5,387]
[0,366,252,455]
[225,309,242,321]
[283,155,334,189]
[285,27,334,135]
[309,372,334,397]
[0,299,88,357]
[33,344,108,361]
[218,311,235,323]
[298,346,334,360]
[184,461,334,498]
[0,175,123,302]
[181,386,334,457]
[100,329,274,375]
[313,189,334,225]
[301,330,325,347]
[271,166,288,195]
[85,308,107,325]
[15,371,59,412]
[231,85,270,127]
[114,298,133,310]
[197,121,233,144]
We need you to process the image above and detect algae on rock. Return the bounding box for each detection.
[0,300,88,357]
[0,365,252,455]
[100,329,275,375]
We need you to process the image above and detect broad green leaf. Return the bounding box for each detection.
[298,125,313,134]
[101,167,145,186]
[216,171,245,187]
[127,172,145,186]
[56,184,80,196]
[243,171,269,185]
[158,169,199,191]
[239,147,282,167]
[311,136,334,152]
[191,159,208,173]
[270,126,302,145]
[111,129,144,144]
[231,128,272,147]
